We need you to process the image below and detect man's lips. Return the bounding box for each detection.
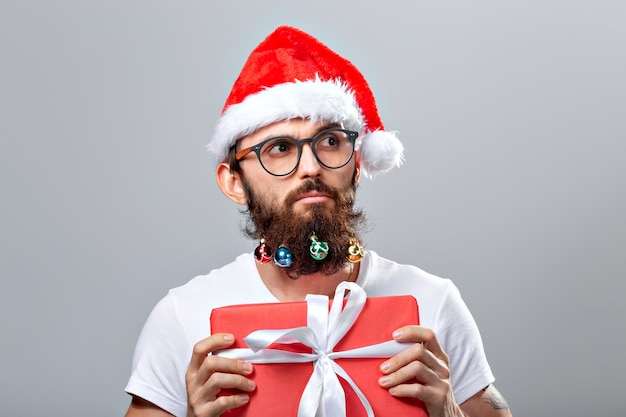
[295,191,332,204]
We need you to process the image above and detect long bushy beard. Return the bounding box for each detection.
[241,178,367,279]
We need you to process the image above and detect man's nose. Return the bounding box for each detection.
[296,142,322,177]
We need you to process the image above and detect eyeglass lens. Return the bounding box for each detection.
[259,129,355,176]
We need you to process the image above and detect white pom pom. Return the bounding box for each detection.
[357,130,404,178]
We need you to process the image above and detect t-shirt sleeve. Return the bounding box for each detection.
[435,281,495,405]
[125,293,192,417]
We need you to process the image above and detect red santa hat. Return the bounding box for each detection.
[208,25,403,178]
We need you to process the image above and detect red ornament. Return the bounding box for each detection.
[254,239,272,264]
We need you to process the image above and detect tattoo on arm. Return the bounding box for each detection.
[483,385,510,410]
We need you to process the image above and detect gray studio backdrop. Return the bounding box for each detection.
[1,1,624,416]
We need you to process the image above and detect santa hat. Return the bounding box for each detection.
[208,25,403,178]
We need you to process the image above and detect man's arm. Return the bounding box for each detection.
[460,385,511,417]
[125,396,173,417]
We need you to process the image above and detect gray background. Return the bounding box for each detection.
[1,1,624,416]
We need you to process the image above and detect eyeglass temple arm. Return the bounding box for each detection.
[234,147,254,161]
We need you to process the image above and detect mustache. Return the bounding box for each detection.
[284,179,339,206]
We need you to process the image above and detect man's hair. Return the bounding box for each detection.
[228,145,242,173]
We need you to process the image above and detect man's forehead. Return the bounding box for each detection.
[239,119,341,143]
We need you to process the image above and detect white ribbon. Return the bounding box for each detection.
[217,281,411,417]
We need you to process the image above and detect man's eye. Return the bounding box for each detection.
[265,139,295,155]
[317,133,342,149]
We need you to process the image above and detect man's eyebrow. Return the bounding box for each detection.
[263,123,343,140]
[316,122,342,133]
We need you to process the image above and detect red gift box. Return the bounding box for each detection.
[210,283,427,417]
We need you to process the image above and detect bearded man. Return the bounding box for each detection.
[124,26,512,417]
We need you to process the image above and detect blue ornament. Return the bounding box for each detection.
[274,246,293,268]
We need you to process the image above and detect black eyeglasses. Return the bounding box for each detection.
[234,128,358,176]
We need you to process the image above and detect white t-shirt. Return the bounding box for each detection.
[125,251,495,416]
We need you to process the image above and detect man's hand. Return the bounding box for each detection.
[185,333,256,417]
[378,326,511,417]
[378,325,464,417]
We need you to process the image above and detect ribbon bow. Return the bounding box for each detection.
[217,281,411,417]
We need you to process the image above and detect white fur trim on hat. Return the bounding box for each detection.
[208,77,364,165]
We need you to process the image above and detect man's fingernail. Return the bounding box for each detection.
[224,334,234,342]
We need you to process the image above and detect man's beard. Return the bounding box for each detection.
[241,177,367,279]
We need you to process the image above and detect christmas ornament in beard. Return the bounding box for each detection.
[242,178,366,278]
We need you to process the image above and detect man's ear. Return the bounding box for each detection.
[353,152,362,185]
[216,162,248,205]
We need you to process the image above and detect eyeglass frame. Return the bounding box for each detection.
[232,128,359,177]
